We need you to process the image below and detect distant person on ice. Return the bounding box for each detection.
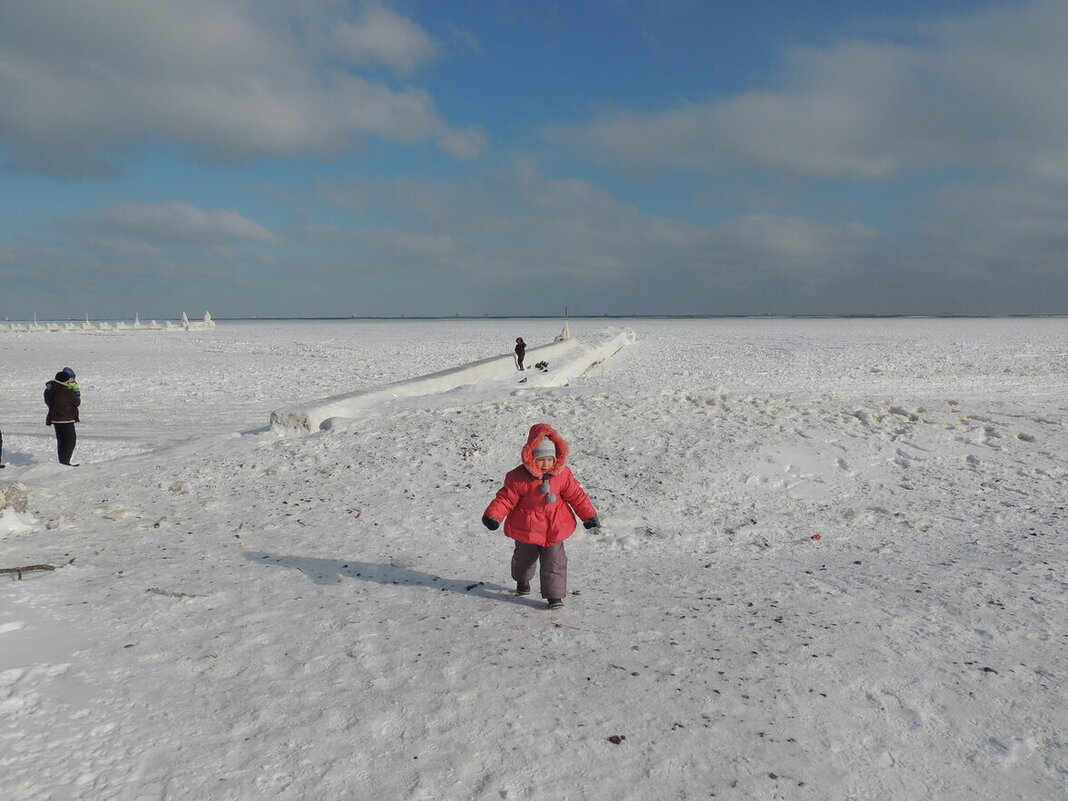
[482,423,599,610]
[44,370,81,466]
[514,337,526,371]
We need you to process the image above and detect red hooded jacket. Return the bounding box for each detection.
[484,423,597,546]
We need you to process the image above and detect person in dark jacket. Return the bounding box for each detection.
[44,372,81,465]
[514,337,526,371]
[0,425,5,467]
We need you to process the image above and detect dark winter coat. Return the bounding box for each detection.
[484,423,597,547]
[44,380,81,424]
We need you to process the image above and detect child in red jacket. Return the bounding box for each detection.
[482,423,599,609]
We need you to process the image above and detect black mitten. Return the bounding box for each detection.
[583,516,601,529]
[482,515,500,531]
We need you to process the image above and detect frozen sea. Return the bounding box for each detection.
[1,317,1066,800]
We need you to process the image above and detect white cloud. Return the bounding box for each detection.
[357,229,462,259]
[332,3,439,76]
[308,162,878,305]
[553,0,1068,180]
[438,127,488,161]
[0,0,468,176]
[88,238,163,259]
[714,214,878,266]
[65,201,281,246]
[10,159,1064,315]
[919,182,1068,270]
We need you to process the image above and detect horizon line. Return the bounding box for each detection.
[5,313,1066,323]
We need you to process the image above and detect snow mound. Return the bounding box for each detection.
[0,506,37,534]
[1,482,30,513]
[270,329,634,432]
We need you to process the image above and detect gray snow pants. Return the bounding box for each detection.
[511,541,568,599]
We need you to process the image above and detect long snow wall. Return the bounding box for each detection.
[523,328,635,389]
[271,337,584,432]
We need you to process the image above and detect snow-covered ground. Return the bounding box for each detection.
[1,317,1066,801]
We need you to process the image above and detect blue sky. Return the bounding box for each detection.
[2,0,1067,318]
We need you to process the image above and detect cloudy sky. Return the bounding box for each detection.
[2,0,1067,318]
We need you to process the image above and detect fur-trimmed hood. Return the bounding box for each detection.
[485,422,596,546]
[521,423,569,477]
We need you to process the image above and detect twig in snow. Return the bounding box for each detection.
[552,621,595,632]
[146,587,204,598]
[1,558,75,580]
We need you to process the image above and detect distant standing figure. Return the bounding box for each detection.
[44,371,81,466]
[0,424,5,467]
[514,337,526,371]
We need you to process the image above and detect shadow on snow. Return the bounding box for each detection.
[243,550,540,607]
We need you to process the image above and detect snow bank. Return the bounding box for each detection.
[514,327,636,389]
[0,482,36,534]
[0,506,37,533]
[269,329,634,431]
[0,312,215,334]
